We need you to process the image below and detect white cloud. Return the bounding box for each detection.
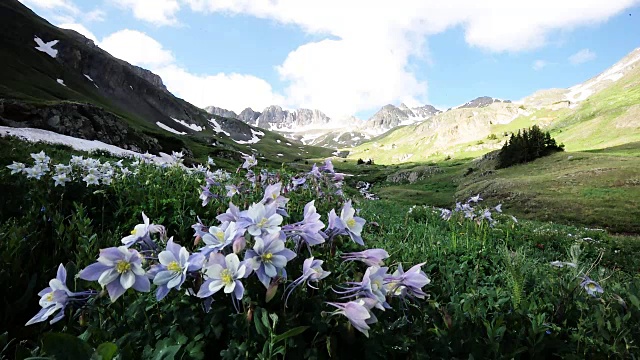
[95,29,280,112]
[111,0,180,26]
[569,48,597,65]
[155,65,284,112]
[18,0,79,14]
[99,30,174,67]
[533,60,548,71]
[85,9,106,22]
[58,23,97,42]
[179,0,639,116]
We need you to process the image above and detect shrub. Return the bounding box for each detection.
[497,125,563,168]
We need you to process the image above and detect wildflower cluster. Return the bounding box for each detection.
[550,244,605,297]
[25,156,431,339]
[409,194,514,227]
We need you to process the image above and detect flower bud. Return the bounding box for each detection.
[232,236,246,254]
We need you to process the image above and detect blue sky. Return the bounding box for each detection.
[19,0,640,119]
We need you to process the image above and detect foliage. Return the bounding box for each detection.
[497,125,564,168]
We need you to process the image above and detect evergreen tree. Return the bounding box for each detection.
[497,126,563,168]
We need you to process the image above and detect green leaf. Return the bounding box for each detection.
[42,333,93,360]
[152,344,181,360]
[273,326,310,344]
[254,308,268,338]
[94,342,117,360]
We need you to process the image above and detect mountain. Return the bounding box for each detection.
[204,106,238,120]
[348,47,640,164]
[0,0,329,163]
[456,96,512,109]
[238,107,261,125]
[366,103,442,132]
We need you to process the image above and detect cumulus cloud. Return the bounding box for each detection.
[58,23,97,42]
[99,30,175,67]
[532,60,548,71]
[569,49,597,65]
[111,0,180,26]
[178,0,640,116]
[18,0,78,14]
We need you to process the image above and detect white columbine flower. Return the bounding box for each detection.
[83,173,99,186]
[52,173,70,187]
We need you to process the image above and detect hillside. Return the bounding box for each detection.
[348,48,640,164]
[0,0,332,164]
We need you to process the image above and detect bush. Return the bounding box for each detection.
[497,126,563,168]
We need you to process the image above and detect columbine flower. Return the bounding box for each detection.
[320,158,335,173]
[494,204,502,213]
[284,257,330,306]
[31,151,50,164]
[245,233,296,287]
[440,208,452,221]
[580,276,604,297]
[242,154,257,169]
[6,162,26,174]
[121,212,165,248]
[52,173,70,187]
[148,238,204,300]
[384,262,430,299]
[238,202,283,237]
[26,264,72,325]
[78,246,150,302]
[201,221,242,254]
[335,266,389,309]
[283,200,326,247]
[309,164,322,178]
[326,298,378,337]
[24,166,46,179]
[468,194,482,203]
[217,202,241,223]
[121,167,132,176]
[340,201,366,246]
[225,184,239,198]
[207,157,216,167]
[197,253,247,300]
[83,173,99,186]
[342,249,389,267]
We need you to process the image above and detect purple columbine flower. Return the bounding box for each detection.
[260,182,289,216]
[440,208,452,221]
[494,204,502,213]
[309,164,322,178]
[26,264,72,325]
[326,298,378,337]
[291,176,306,189]
[283,200,326,247]
[148,238,204,300]
[78,246,150,302]
[245,233,296,288]
[238,202,283,237]
[340,201,366,246]
[384,262,430,299]
[284,257,330,306]
[241,154,257,170]
[201,221,243,254]
[121,212,165,248]
[342,249,389,267]
[580,276,604,297]
[217,202,242,223]
[334,266,389,309]
[468,194,482,203]
[197,253,248,300]
[320,159,335,173]
[225,184,239,198]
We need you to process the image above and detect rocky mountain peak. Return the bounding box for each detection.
[205,106,238,119]
[457,96,511,109]
[238,107,261,125]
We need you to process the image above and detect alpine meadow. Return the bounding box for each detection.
[1,1,640,359]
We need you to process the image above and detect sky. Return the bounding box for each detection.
[18,0,640,120]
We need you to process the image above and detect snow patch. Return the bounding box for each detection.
[56,79,66,87]
[1,126,139,158]
[277,153,284,157]
[84,74,94,82]
[209,119,230,136]
[171,117,203,132]
[276,139,281,143]
[156,122,186,135]
[233,128,264,144]
[34,36,58,58]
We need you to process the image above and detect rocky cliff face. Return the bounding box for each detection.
[456,96,512,109]
[0,99,162,153]
[366,103,441,130]
[238,107,261,124]
[205,106,238,119]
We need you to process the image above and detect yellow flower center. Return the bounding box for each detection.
[587,283,596,290]
[262,252,273,263]
[221,269,233,285]
[130,228,137,235]
[46,292,54,301]
[257,218,268,228]
[215,231,225,240]
[167,261,181,272]
[346,218,356,228]
[115,260,131,274]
